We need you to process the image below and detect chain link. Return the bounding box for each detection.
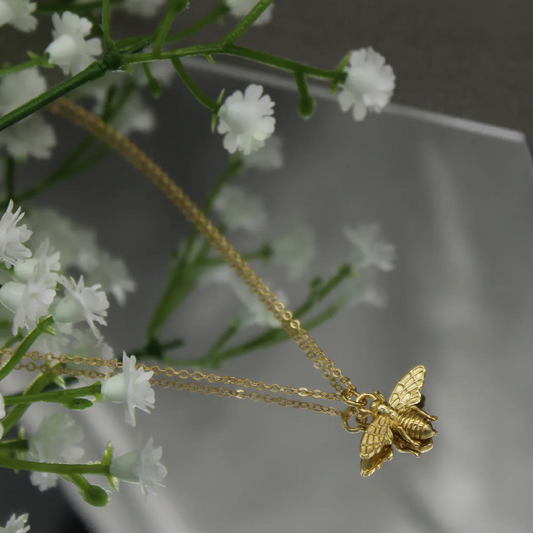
[2,349,343,416]
[47,99,354,395]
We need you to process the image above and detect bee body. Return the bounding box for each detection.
[393,409,435,441]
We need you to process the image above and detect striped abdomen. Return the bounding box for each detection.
[395,410,434,440]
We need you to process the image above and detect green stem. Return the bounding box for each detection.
[117,4,229,50]
[0,457,109,476]
[152,0,190,57]
[0,55,51,77]
[0,316,54,382]
[225,45,344,82]
[171,58,218,111]
[101,0,113,50]
[0,62,107,132]
[203,319,241,363]
[125,44,345,84]
[165,4,229,42]
[0,439,29,452]
[5,157,15,201]
[199,244,272,266]
[4,383,101,406]
[220,0,274,45]
[1,371,58,434]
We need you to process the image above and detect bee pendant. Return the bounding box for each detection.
[342,365,438,477]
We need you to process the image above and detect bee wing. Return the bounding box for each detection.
[360,445,394,477]
[388,365,426,410]
[360,415,393,459]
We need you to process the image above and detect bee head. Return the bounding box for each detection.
[371,400,391,416]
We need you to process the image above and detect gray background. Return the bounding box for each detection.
[2,1,533,532]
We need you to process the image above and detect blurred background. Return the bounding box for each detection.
[1,1,533,532]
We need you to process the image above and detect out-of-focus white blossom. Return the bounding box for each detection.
[25,209,99,272]
[46,12,102,76]
[0,0,36,32]
[230,277,287,328]
[213,185,267,233]
[0,70,56,159]
[27,413,84,491]
[135,61,176,88]
[13,240,60,283]
[53,276,109,339]
[337,48,395,121]
[272,224,316,280]
[338,270,387,309]
[110,436,167,495]
[124,0,166,18]
[112,93,156,136]
[29,322,73,357]
[0,200,32,268]
[344,224,396,271]
[0,513,31,533]
[86,250,136,306]
[0,258,58,334]
[101,352,155,427]
[217,85,275,155]
[242,135,284,171]
[226,0,273,25]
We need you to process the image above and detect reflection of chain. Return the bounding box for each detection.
[47,98,354,395]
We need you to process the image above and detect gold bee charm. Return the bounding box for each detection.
[341,365,437,477]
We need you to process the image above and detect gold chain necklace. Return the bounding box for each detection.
[6,98,437,477]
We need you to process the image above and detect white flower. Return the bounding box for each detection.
[27,413,84,491]
[226,0,273,25]
[0,115,56,159]
[272,225,316,280]
[0,0,36,32]
[53,276,109,339]
[26,209,99,272]
[13,240,60,284]
[112,93,156,136]
[86,250,136,306]
[0,392,5,440]
[338,269,387,309]
[0,69,46,115]
[213,185,267,233]
[337,48,395,121]
[242,134,284,171]
[344,224,395,271]
[45,12,102,76]
[0,200,32,268]
[101,352,155,427]
[0,70,56,160]
[110,436,167,495]
[124,0,166,18]
[0,259,57,335]
[0,513,31,533]
[231,277,287,328]
[134,61,176,87]
[217,84,275,155]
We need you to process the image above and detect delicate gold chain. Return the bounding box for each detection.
[3,349,343,417]
[47,98,354,395]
